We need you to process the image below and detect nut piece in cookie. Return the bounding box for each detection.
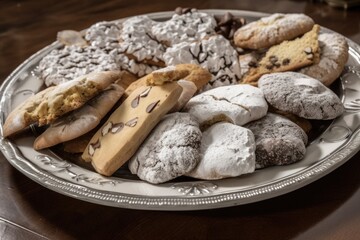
[183,84,268,129]
[3,71,122,137]
[128,112,202,184]
[242,24,320,85]
[82,82,183,176]
[234,13,315,49]
[187,122,255,180]
[245,113,308,169]
[258,72,344,120]
[33,84,124,150]
[299,32,349,86]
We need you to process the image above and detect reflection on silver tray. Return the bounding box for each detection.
[1,10,360,210]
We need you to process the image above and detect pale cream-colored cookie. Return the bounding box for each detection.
[234,13,314,49]
[242,25,320,85]
[125,64,211,96]
[33,84,124,150]
[3,71,122,137]
[82,82,183,176]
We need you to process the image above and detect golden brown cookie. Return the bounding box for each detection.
[3,71,123,137]
[241,25,320,85]
[82,82,183,176]
[125,64,211,96]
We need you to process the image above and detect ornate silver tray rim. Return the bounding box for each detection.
[1,9,360,211]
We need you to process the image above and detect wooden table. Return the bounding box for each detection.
[1,0,360,239]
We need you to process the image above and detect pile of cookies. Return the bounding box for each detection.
[3,9,349,184]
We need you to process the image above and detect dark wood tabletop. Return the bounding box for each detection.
[1,0,360,239]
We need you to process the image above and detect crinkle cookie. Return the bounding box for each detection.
[128,112,202,184]
[152,9,217,46]
[234,13,314,49]
[187,122,255,180]
[245,113,308,169]
[258,72,344,120]
[183,84,268,129]
[163,35,242,89]
[85,20,122,48]
[37,45,120,86]
[299,32,349,86]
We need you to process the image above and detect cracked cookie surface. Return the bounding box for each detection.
[245,113,308,169]
[128,112,202,184]
[183,84,268,129]
[187,122,255,180]
[258,72,344,120]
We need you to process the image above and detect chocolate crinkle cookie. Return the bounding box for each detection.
[258,72,344,120]
[245,113,308,169]
[128,112,202,184]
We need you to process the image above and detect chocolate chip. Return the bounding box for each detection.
[218,12,234,26]
[274,63,281,68]
[125,117,138,127]
[131,95,140,108]
[282,58,290,65]
[269,55,278,64]
[266,64,274,70]
[248,61,258,68]
[111,122,124,133]
[146,100,160,113]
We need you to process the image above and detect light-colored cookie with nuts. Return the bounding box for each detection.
[3,71,122,137]
[128,112,202,184]
[234,13,315,49]
[242,24,320,85]
[82,82,183,176]
[183,84,268,129]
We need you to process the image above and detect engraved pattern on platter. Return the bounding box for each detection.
[171,182,218,196]
[36,155,122,186]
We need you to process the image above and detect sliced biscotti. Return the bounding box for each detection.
[241,24,320,85]
[82,82,183,176]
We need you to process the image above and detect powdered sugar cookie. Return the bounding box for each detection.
[234,13,314,49]
[128,112,202,184]
[163,35,241,89]
[299,32,349,86]
[152,9,217,46]
[245,113,308,169]
[258,72,344,120]
[183,84,268,129]
[187,122,255,180]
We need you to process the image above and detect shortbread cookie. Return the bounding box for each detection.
[152,9,217,46]
[234,13,314,49]
[125,64,211,95]
[258,72,344,120]
[299,32,349,86]
[187,122,255,180]
[245,113,308,169]
[82,82,183,176]
[163,35,242,89]
[128,112,202,184]
[33,84,124,150]
[242,24,320,85]
[183,84,268,129]
[3,71,122,137]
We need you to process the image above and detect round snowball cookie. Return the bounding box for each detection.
[128,112,202,184]
[245,113,308,169]
[183,84,268,129]
[298,32,349,87]
[187,122,256,180]
[258,72,344,120]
